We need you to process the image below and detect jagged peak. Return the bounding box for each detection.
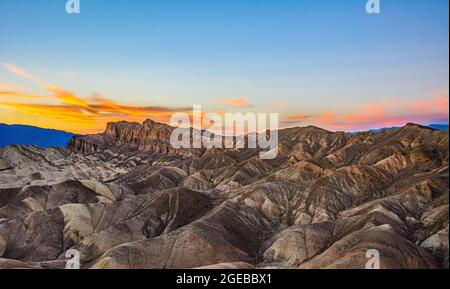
[143,119,172,129]
[106,120,141,128]
[402,123,435,131]
[303,125,331,132]
[143,119,158,126]
[280,125,331,134]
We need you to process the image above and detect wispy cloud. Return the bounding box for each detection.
[287,114,312,120]
[0,83,27,91]
[1,63,44,84]
[0,91,44,99]
[281,114,313,126]
[311,89,449,131]
[216,97,252,107]
[2,63,448,133]
[280,88,449,131]
[0,63,191,133]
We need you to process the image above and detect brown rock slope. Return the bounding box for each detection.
[0,121,448,269]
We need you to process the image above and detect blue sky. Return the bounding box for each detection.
[0,0,448,133]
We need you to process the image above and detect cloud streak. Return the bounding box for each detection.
[282,88,449,131]
[287,114,312,120]
[1,63,449,133]
[1,63,44,84]
[216,98,252,107]
[314,91,449,131]
[0,63,192,133]
[0,83,27,91]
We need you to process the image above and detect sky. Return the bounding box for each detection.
[0,0,449,134]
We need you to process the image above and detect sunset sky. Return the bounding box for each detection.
[0,0,449,134]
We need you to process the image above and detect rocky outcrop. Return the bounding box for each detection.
[0,120,448,269]
[69,120,203,158]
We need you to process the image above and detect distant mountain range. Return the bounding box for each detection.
[0,122,448,148]
[0,124,75,148]
[361,124,448,134]
[428,124,450,130]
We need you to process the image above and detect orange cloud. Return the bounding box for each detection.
[317,112,336,124]
[43,84,93,109]
[281,88,449,131]
[0,95,191,133]
[0,91,44,99]
[343,103,386,122]
[409,95,449,112]
[287,114,312,120]
[0,64,192,134]
[216,98,252,107]
[0,83,26,91]
[2,63,448,133]
[312,88,449,131]
[1,63,43,84]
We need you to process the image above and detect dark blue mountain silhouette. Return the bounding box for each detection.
[428,124,449,130]
[347,123,448,134]
[364,124,448,133]
[0,123,75,148]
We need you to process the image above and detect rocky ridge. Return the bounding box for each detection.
[0,120,448,269]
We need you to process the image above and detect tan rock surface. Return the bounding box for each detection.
[0,121,448,269]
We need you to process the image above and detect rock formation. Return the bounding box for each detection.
[0,120,448,269]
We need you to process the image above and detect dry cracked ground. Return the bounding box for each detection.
[0,120,448,269]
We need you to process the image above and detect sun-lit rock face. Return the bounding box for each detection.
[70,120,204,158]
[0,121,448,269]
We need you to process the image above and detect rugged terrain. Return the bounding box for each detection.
[0,120,448,269]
